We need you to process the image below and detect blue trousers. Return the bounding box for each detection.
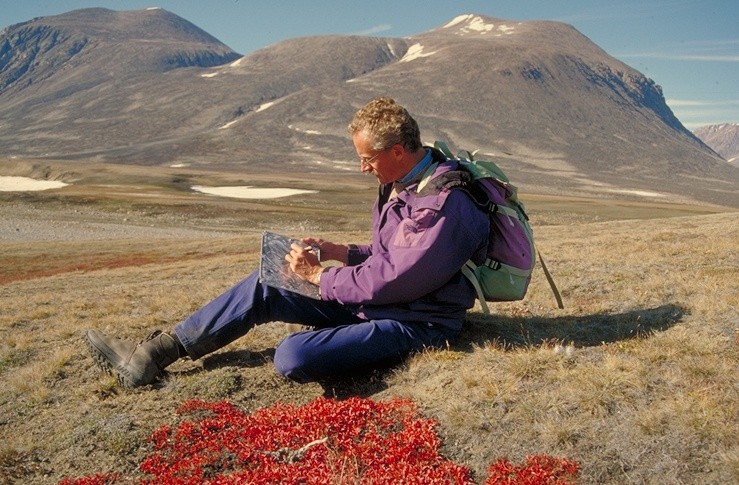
[174,271,457,382]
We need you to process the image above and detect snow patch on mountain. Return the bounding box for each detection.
[443,14,516,36]
[609,189,665,198]
[256,101,276,112]
[192,185,317,199]
[200,56,244,78]
[219,119,240,129]
[289,125,322,135]
[0,176,68,192]
[400,43,436,63]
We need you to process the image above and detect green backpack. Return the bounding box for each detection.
[421,141,563,313]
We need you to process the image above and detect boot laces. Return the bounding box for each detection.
[124,330,164,362]
[143,330,163,342]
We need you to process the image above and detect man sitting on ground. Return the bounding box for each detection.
[85,97,490,387]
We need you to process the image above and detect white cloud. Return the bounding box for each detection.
[667,98,739,107]
[618,39,739,62]
[667,99,714,107]
[666,99,739,128]
[353,24,392,36]
[621,52,739,62]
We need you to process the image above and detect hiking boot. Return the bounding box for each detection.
[84,329,180,388]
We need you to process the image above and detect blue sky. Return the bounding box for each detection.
[2,1,736,129]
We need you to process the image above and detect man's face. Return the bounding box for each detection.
[352,131,397,184]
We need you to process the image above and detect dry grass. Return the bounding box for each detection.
[393,212,738,483]
[0,179,737,483]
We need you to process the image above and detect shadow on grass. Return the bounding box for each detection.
[200,347,390,399]
[196,304,685,399]
[458,303,686,350]
[318,371,391,400]
[201,348,276,370]
[314,304,686,398]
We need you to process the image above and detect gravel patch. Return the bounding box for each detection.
[0,204,238,242]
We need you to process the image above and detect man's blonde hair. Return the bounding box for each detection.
[348,97,422,152]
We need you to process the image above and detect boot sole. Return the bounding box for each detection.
[83,331,139,389]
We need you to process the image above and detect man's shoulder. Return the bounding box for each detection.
[416,161,472,197]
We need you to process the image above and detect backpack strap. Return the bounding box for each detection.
[462,258,537,314]
[416,161,440,193]
[417,148,472,196]
[461,261,490,314]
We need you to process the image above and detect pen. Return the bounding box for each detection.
[302,245,321,260]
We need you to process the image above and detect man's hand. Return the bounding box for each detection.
[300,237,349,265]
[286,242,323,285]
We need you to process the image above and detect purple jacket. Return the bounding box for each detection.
[319,158,490,332]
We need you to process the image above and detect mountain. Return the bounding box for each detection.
[1,9,737,207]
[694,123,739,166]
[0,7,239,88]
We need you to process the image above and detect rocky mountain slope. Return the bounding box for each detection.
[694,123,739,166]
[1,9,737,206]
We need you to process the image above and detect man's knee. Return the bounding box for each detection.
[273,334,314,383]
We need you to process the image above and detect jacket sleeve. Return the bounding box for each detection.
[320,190,487,305]
[347,244,372,266]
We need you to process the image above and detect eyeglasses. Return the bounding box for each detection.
[359,151,383,168]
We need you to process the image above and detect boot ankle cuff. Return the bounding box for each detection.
[167,332,187,359]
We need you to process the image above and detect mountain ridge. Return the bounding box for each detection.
[694,123,739,166]
[1,9,737,207]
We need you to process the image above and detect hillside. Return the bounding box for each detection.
[694,123,739,166]
[1,9,738,207]
[0,192,736,483]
